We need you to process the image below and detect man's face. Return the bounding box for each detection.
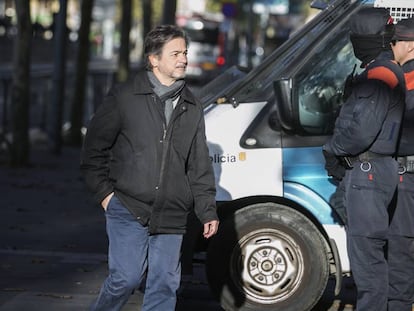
[150,38,188,86]
[391,39,413,65]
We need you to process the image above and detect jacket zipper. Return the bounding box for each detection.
[151,97,187,233]
[158,103,185,186]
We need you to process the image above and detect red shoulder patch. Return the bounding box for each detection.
[367,66,399,89]
[404,71,414,91]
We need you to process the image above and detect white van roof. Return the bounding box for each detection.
[374,0,414,21]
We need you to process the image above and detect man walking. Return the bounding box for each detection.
[81,25,219,311]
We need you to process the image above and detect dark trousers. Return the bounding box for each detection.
[387,172,414,311]
[341,158,398,311]
[90,196,183,311]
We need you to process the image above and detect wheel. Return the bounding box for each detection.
[206,202,329,311]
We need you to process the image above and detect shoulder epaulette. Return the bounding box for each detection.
[404,70,414,91]
[365,60,404,90]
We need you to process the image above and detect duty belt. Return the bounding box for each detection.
[341,151,391,169]
[397,155,414,174]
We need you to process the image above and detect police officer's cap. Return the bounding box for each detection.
[392,17,414,41]
[350,7,394,36]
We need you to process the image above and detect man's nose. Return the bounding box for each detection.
[179,53,187,62]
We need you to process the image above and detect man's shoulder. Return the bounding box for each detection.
[182,84,201,106]
[364,59,404,90]
[110,71,151,95]
[402,60,414,92]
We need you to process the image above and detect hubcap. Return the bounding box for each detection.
[232,228,305,304]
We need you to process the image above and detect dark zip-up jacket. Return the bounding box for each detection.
[399,59,414,156]
[324,52,405,157]
[80,71,218,234]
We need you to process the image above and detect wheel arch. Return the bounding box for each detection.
[217,193,335,248]
[216,192,342,276]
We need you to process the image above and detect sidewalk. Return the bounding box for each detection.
[0,144,110,310]
[0,143,222,310]
[0,144,107,255]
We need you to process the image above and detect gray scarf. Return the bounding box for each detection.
[147,71,185,124]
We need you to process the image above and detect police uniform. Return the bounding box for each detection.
[387,18,414,311]
[323,8,406,311]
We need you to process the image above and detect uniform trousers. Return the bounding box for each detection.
[341,157,398,311]
[387,172,414,311]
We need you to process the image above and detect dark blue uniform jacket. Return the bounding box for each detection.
[324,52,405,157]
[399,59,414,156]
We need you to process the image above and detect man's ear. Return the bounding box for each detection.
[149,54,158,68]
[409,41,414,53]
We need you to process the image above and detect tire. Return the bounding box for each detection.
[206,202,329,311]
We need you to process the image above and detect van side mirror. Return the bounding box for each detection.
[273,78,296,132]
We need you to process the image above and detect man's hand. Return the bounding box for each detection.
[101,192,114,211]
[323,150,346,181]
[203,220,219,239]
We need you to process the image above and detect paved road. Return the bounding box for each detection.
[0,249,223,311]
[0,144,223,311]
[0,144,358,310]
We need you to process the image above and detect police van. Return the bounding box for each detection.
[193,0,414,310]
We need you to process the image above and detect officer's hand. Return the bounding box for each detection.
[323,150,346,181]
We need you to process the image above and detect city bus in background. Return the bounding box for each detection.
[189,0,414,310]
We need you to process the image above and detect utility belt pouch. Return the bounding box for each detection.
[341,151,389,170]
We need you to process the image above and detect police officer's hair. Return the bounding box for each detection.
[144,25,189,71]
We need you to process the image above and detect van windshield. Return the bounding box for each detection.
[225,0,358,104]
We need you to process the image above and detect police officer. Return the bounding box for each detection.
[322,8,406,311]
[388,17,414,311]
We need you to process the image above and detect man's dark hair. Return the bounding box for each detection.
[144,24,189,70]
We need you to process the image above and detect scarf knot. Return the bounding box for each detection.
[147,71,185,124]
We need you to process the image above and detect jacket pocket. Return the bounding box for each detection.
[109,152,158,203]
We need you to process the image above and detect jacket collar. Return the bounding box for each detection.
[132,70,197,105]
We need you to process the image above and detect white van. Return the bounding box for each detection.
[191,0,414,310]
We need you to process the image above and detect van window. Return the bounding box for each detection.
[295,26,361,135]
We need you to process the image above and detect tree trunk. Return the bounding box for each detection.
[68,0,94,146]
[142,0,152,59]
[117,0,132,83]
[10,0,32,167]
[50,0,68,155]
[161,0,176,25]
